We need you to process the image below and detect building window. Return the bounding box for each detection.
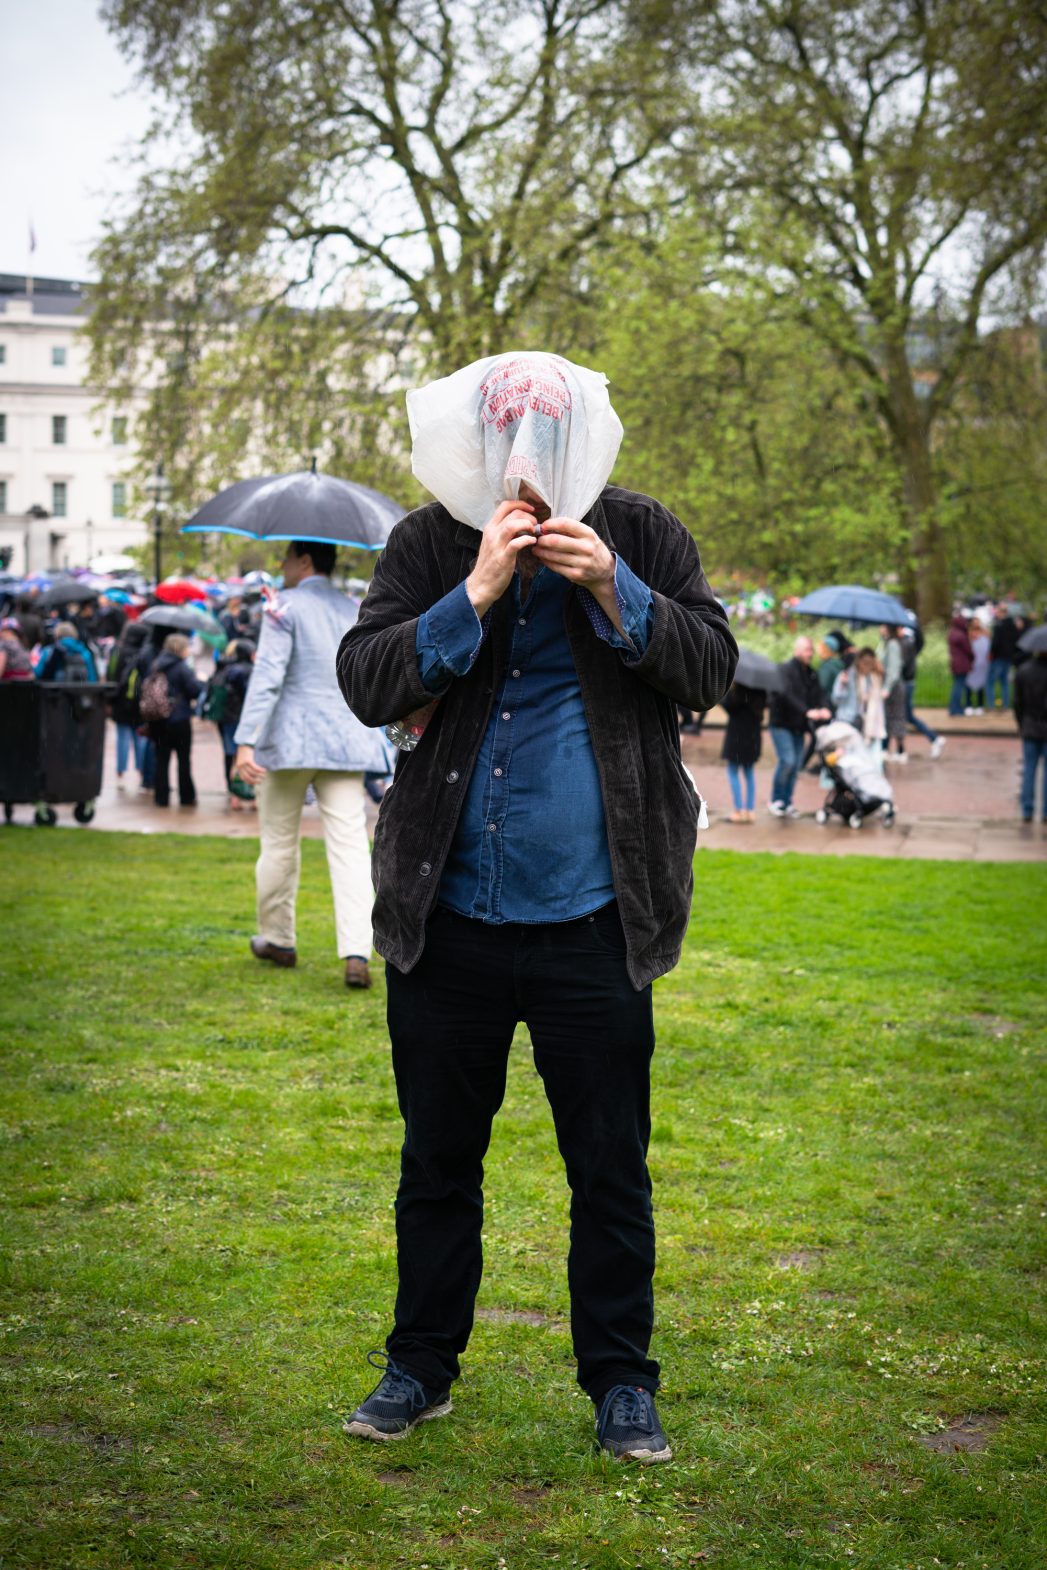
[0,481,7,513]
[112,416,128,446]
[52,482,68,517]
[52,346,67,367]
[52,415,67,445]
[0,345,6,364]
[112,482,127,518]
[0,414,5,443]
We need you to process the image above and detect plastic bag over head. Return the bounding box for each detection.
[406,351,624,530]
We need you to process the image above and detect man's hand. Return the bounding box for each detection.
[465,499,539,617]
[806,707,832,723]
[533,517,625,635]
[531,517,615,591]
[234,743,267,786]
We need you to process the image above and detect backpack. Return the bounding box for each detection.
[202,665,239,726]
[139,668,173,722]
[60,646,92,684]
[48,643,92,683]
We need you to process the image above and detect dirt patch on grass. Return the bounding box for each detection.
[774,1248,826,1270]
[966,1015,1022,1037]
[914,1412,1005,1454]
[27,1422,132,1451]
[377,1469,418,1486]
[511,1484,551,1507]
[475,1306,560,1328]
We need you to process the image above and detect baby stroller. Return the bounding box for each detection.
[813,721,895,830]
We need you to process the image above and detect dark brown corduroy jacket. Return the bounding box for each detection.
[336,485,738,988]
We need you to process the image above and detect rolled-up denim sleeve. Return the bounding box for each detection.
[416,581,490,693]
[579,554,654,660]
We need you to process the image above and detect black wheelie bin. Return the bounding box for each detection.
[0,682,110,825]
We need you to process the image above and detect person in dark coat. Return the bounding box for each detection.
[721,680,766,822]
[947,614,974,715]
[107,618,154,785]
[1014,649,1047,823]
[988,605,1021,711]
[335,350,737,1462]
[767,636,831,816]
[148,633,204,807]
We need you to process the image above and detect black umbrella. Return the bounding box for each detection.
[140,603,228,649]
[181,460,405,549]
[1017,624,1047,654]
[36,579,102,609]
[734,647,785,693]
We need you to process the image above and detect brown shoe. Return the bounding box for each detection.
[344,956,372,989]
[250,936,297,968]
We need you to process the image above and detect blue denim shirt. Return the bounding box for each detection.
[415,559,654,923]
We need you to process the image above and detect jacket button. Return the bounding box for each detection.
[419,862,432,877]
[446,770,459,783]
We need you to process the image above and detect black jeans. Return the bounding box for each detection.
[384,900,659,1405]
[153,719,196,806]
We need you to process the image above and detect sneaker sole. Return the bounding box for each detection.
[343,1398,453,1442]
[605,1442,673,1464]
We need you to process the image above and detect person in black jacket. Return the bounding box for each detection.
[1014,649,1047,822]
[721,680,766,821]
[148,633,204,807]
[767,636,831,816]
[335,351,737,1464]
[107,619,153,786]
[988,604,1021,711]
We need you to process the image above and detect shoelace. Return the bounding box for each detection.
[603,1385,653,1434]
[366,1349,428,1412]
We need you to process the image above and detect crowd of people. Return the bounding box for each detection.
[710,599,1043,824]
[2,579,1042,832]
[0,578,272,815]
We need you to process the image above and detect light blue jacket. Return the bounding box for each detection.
[234,575,391,773]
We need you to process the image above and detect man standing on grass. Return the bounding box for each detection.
[336,352,736,1462]
[233,539,390,989]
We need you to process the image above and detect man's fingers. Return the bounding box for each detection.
[541,516,589,536]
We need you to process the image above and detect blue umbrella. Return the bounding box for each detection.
[793,584,916,627]
[181,460,405,550]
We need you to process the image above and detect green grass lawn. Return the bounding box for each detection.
[2,831,1045,1570]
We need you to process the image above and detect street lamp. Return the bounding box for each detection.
[144,462,173,586]
[24,503,49,576]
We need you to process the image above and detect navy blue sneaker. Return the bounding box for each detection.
[343,1352,452,1442]
[596,1384,672,1463]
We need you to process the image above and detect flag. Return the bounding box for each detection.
[28,221,36,253]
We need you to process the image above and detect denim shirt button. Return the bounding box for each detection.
[419,861,432,876]
[446,770,459,783]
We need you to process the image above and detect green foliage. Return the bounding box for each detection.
[2,831,1047,1568]
[590,220,907,584]
[89,0,1047,613]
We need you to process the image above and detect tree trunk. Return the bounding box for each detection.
[885,347,952,624]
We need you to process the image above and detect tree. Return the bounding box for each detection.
[589,216,906,587]
[91,0,688,540]
[666,0,1047,620]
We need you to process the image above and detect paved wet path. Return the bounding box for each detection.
[13,707,1046,863]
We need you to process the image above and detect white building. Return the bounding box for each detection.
[0,274,148,574]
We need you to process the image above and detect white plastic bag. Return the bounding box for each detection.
[407,351,624,530]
